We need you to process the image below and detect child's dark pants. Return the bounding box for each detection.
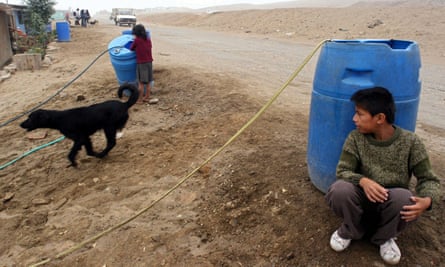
[325,180,413,245]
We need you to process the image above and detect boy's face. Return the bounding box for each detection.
[352,106,380,134]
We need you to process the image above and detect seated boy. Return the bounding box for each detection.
[325,87,441,265]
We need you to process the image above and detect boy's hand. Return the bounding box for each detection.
[400,196,432,222]
[359,177,389,203]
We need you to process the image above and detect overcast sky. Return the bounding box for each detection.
[2,0,289,14]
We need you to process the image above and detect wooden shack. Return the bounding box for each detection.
[0,3,13,68]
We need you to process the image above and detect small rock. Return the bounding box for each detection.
[0,71,11,81]
[26,130,47,140]
[76,95,86,101]
[53,197,68,210]
[42,55,52,65]
[3,192,15,202]
[46,45,59,52]
[286,252,295,260]
[368,19,383,29]
[198,164,211,177]
[32,198,50,205]
[224,201,236,209]
[4,64,16,74]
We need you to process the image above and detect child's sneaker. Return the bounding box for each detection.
[380,238,401,265]
[148,98,159,104]
[330,230,351,252]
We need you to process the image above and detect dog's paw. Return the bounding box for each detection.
[67,162,78,168]
[86,151,100,157]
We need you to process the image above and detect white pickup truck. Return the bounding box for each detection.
[110,8,136,27]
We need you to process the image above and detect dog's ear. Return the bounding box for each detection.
[30,109,42,119]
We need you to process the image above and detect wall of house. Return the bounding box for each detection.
[0,11,13,68]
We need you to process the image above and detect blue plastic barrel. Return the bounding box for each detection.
[108,34,137,85]
[56,21,70,42]
[122,29,151,39]
[307,39,421,193]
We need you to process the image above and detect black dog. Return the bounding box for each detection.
[20,83,139,167]
[89,19,99,26]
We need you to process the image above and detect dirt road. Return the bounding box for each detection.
[149,23,445,150]
[0,22,443,266]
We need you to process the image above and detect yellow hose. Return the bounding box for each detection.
[29,39,329,267]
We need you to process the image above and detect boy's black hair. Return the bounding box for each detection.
[132,24,147,39]
[350,86,396,124]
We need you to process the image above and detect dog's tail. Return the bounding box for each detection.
[118,83,139,108]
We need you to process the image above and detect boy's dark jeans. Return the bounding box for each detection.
[325,180,413,245]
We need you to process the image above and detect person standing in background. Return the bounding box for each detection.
[85,9,90,25]
[80,9,86,27]
[65,11,70,24]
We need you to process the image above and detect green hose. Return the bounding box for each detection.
[0,136,65,170]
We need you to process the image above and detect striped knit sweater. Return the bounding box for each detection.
[336,126,441,204]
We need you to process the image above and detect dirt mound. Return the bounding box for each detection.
[146,6,445,63]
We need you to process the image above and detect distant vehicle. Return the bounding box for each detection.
[110,8,136,27]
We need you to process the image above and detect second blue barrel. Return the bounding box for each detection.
[56,21,70,42]
[108,34,137,85]
[307,39,421,193]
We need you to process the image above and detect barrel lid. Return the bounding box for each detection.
[122,29,151,39]
[329,39,418,50]
[108,35,135,58]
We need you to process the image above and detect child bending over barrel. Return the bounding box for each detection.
[130,24,154,103]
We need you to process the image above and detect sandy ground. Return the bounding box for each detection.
[0,2,444,266]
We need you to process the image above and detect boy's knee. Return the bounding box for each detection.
[326,180,356,203]
[387,188,413,207]
[328,180,354,194]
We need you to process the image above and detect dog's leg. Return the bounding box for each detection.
[96,127,117,158]
[84,137,99,157]
[68,141,82,167]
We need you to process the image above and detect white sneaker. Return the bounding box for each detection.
[330,230,351,252]
[380,238,401,265]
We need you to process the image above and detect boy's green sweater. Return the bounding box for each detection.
[336,126,441,204]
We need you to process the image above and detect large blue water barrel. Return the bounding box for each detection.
[56,21,70,42]
[108,34,137,85]
[307,39,421,193]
